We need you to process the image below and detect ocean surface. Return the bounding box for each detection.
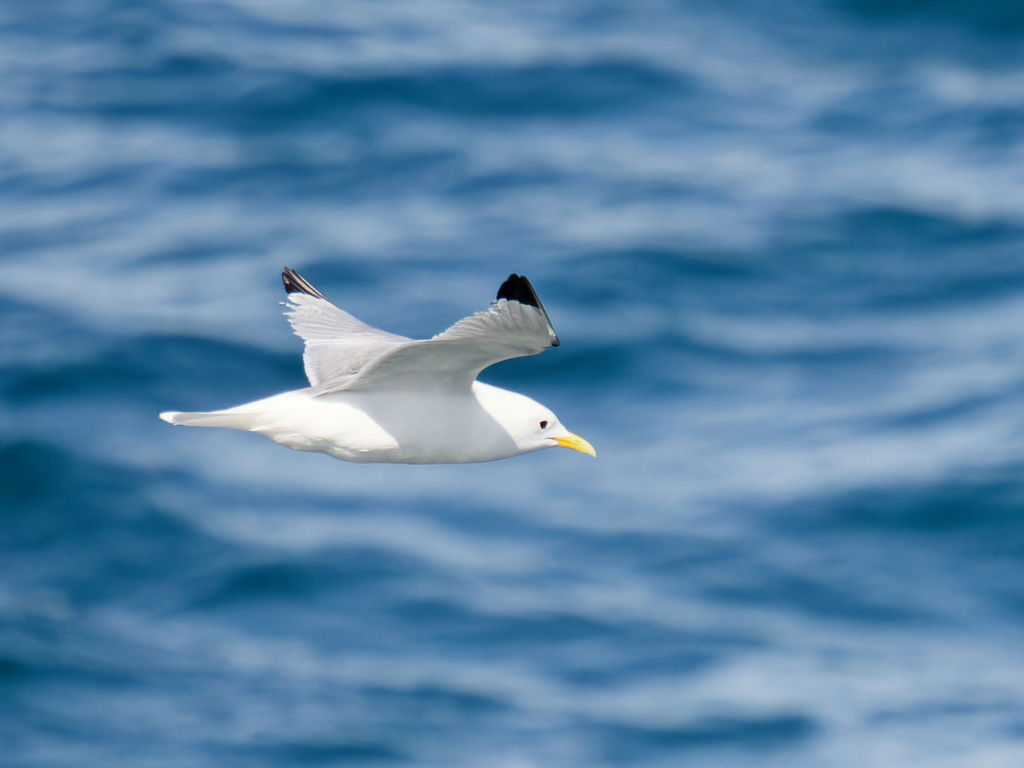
[5,1,1024,765]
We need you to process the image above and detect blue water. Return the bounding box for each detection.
[5,0,1024,765]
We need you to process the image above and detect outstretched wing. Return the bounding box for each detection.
[282,266,410,388]
[282,269,560,395]
[335,274,559,393]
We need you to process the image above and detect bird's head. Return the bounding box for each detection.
[475,383,596,458]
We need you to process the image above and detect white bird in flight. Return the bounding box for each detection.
[160,268,596,464]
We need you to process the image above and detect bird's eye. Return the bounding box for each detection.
[539,420,548,429]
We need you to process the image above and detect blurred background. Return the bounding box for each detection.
[4,0,1024,765]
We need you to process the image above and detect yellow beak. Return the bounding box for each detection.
[554,433,596,457]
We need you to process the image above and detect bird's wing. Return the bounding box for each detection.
[282,267,410,388]
[309,273,559,395]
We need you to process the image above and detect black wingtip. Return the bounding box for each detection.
[282,267,326,299]
[497,273,559,346]
[496,274,541,308]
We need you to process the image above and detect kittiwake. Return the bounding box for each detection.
[160,268,596,464]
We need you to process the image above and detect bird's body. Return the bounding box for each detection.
[171,381,551,464]
[161,269,594,464]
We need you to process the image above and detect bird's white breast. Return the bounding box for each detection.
[245,382,523,464]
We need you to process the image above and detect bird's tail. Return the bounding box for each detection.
[159,409,262,430]
[161,391,308,434]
